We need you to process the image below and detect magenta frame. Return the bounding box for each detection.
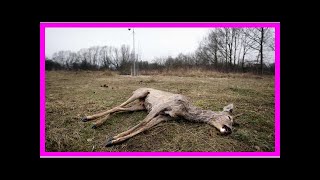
[40,22,280,157]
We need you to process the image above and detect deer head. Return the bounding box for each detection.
[208,104,241,135]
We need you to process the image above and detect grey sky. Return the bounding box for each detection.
[46,28,210,61]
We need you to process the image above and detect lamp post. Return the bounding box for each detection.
[128,28,135,76]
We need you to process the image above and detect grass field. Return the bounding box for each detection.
[45,70,274,152]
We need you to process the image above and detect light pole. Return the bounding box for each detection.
[128,28,135,76]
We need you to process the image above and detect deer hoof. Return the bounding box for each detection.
[105,137,114,147]
[92,125,97,129]
[81,117,88,122]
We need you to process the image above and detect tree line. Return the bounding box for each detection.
[46,28,275,74]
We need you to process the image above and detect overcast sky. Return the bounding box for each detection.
[45,28,210,61]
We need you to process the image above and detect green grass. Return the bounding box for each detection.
[45,71,274,152]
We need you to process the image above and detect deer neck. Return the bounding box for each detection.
[183,104,216,123]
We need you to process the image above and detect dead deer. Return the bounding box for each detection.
[81,88,241,147]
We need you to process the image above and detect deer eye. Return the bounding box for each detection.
[228,116,231,120]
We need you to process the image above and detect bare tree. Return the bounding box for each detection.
[119,45,131,74]
[110,47,120,69]
[204,29,220,68]
[78,48,90,69]
[216,28,230,71]
[244,28,273,74]
[64,51,72,69]
[120,45,130,63]
[52,51,65,65]
[228,28,234,68]
[233,28,240,68]
[87,46,100,69]
[195,43,210,67]
[239,29,254,72]
[99,46,112,69]
[69,52,78,69]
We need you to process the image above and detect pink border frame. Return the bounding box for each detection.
[40,22,280,157]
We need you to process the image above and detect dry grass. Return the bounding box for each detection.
[139,68,268,79]
[45,70,274,152]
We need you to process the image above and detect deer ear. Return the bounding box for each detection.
[223,104,234,113]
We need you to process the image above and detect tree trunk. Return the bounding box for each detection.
[229,31,233,70]
[225,30,228,73]
[242,52,245,73]
[260,28,264,75]
[237,43,242,72]
[229,44,232,69]
[234,35,237,69]
[214,45,218,68]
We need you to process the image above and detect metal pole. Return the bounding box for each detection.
[133,29,135,76]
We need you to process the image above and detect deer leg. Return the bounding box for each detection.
[81,106,122,122]
[118,89,149,107]
[91,114,111,129]
[90,103,146,129]
[81,89,149,122]
[111,108,162,139]
[105,115,170,147]
[111,119,149,139]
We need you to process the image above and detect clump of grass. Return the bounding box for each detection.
[143,78,157,83]
[100,70,117,76]
[229,87,259,96]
